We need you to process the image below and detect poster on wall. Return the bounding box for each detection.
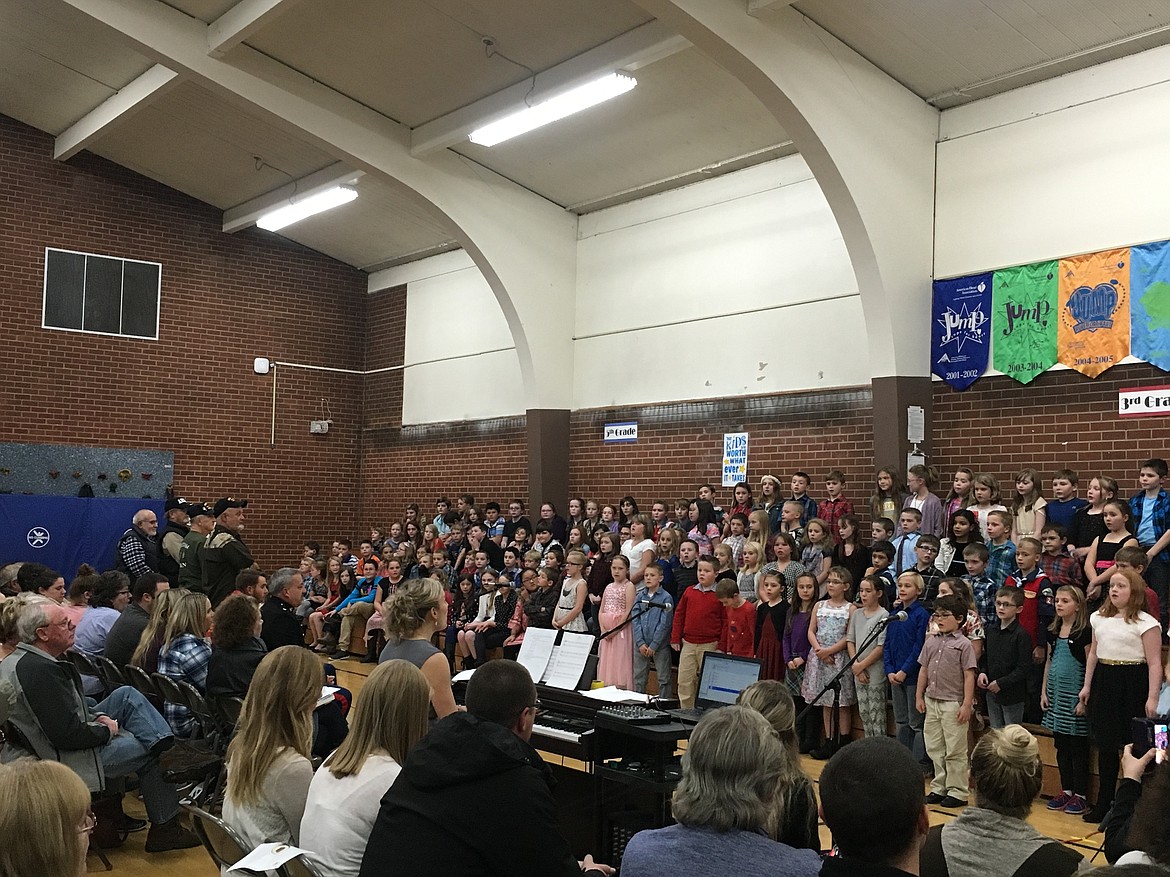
[1058,248,1130,378]
[721,433,748,488]
[930,273,992,390]
[1130,241,1170,373]
[992,261,1058,385]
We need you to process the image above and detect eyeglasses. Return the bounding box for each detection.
[931,612,954,619]
[40,618,75,631]
[79,811,96,835]
[994,601,1017,608]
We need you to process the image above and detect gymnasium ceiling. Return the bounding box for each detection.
[3,0,1169,272]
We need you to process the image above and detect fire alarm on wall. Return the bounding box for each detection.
[309,420,331,434]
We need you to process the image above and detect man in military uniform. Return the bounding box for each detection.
[157,497,191,586]
[178,503,214,592]
[200,498,256,607]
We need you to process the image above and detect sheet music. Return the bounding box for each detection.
[515,627,557,683]
[541,631,595,690]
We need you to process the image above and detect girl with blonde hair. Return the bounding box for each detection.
[300,660,430,877]
[223,646,320,848]
[130,587,184,673]
[157,590,213,736]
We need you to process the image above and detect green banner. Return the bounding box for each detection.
[992,261,1058,384]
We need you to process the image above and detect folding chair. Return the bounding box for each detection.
[281,854,327,877]
[184,804,263,875]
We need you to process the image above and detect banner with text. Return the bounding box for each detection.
[1058,249,1130,378]
[721,433,748,488]
[1131,241,1170,372]
[931,273,992,390]
[992,261,1058,385]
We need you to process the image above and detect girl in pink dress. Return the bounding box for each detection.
[597,555,636,690]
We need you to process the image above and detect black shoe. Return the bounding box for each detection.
[329,651,353,661]
[811,738,838,760]
[799,739,816,755]
[148,735,175,757]
[1083,802,1111,824]
[925,792,946,805]
[119,815,148,833]
[361,648,378,664]
[143,816,200,853]
[939,796,967,808]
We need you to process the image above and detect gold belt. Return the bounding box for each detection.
[1098,658,1145,666]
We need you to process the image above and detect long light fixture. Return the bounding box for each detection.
[468,72,637,147]
[256,185,359,231]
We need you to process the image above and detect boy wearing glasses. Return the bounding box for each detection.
[977,587,1032,729]
[916,594,977,808]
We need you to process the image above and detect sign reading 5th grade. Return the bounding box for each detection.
[722,432,749,488]
[603,422,638,443]
[1119,386,1170,417]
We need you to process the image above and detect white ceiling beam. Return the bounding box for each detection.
[368,249,474,293]
[54,63,179,160]
[409,20,690,156]
[207,0,307,58]
[746,0,799,15]
[222,161,364,232]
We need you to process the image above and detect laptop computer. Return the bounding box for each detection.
[668,652,762,725]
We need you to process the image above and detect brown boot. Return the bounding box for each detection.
[144,815,200,853]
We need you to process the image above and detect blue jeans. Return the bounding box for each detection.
[890,679,925,763]
[986,691,1025,729]
[96,687,180,824]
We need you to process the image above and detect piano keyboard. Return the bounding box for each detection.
[533,711,594,744]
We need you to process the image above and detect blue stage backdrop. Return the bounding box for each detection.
[0,495,166,575]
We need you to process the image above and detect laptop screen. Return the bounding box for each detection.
[696,653,761,707]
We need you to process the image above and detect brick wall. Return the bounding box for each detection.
[932,362,1167,496]
[0,113,368,568]
[569,389,875,512]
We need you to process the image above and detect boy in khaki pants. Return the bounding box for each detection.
[916,593,977,807]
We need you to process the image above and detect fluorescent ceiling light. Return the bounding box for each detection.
[468,72,636,147]
[256,185,358,231]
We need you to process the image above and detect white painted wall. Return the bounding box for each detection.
[388,154,864,422]
[574,155,864,409]
[936,44,1170,279]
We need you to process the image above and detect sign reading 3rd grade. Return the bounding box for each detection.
[603,422,638,443]
[1119,386,1170,417]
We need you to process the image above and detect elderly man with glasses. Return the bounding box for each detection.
[0,600,199,852]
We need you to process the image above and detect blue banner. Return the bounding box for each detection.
[931,273,993,390]
[1131,240,1170,373]
[0,495,165,577]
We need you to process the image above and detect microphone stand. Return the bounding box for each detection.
[796,616,894,746]
[596,602,654,644]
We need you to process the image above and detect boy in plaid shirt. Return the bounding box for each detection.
[984,510,1017,590]
[962,543,996,629]
[1038,524,1082,590]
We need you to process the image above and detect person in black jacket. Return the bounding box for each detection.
[1102,743,1170,865]
[103,572,169,668]
[259,567,306,651]
[978,587,1033,728]
[206,593,266,698]
[359,659,612,877]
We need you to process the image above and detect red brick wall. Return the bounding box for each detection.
[932,362,1166,496]
[569,389,875,512]
[0,113,368,568]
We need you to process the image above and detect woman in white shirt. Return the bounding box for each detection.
[222,646,319,849]
[621,514,657,585]
[301,659,430,877]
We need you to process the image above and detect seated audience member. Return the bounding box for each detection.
[378,578,459,719]
[920,725,1082,877]
[1103,744,1170,866]
[301,660,430,877]
[0,561,23,598]
[129,587,183,674]
[233,568,267,603]
[819,736,930,877]
[621,706,821,877]
[103,572,169,667]
[0,759,92,877]
[73,571,131,655]
[0,593,50,660]
[222,646,320,848]
[62,565,99,627]
[206,593,266,698]
[157,591,214,736]
[260,567,307,651]
[360,659,611,877]
[0,600,198,851]
[736,680,819,850]
[329,560,381,659]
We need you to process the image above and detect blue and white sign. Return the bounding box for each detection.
[931,273,992,390]
[603,421,638,443]
[722,432,749,487]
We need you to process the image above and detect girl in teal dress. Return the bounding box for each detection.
[1041,585,1092,815]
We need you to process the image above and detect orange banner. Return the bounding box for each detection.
[1057,248,1130,378]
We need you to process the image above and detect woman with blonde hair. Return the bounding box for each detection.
[156,590,213,736]
[737,680,819,850]
[920,725,1082,877]
[0,759,92,877]
[222,646,320,848]
[300,660,430,877]
[130,587,184,673]
[379,577,458,719]
[621,706,822,876]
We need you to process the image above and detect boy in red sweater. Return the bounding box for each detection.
[716,578,757,657]
[671,556,723,708]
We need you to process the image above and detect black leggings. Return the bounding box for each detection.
[1052,733,1090,796]
[475,626,510,657]
[1097,743,1121,807]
